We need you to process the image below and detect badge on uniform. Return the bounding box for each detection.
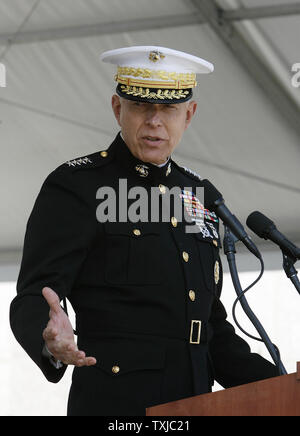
[135,164,149,177]
[180,190,204,228]
[180,190,219,238]
[166,162,171,177]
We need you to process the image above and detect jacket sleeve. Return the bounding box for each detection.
[209,257,279,388]
[10,168,95,383]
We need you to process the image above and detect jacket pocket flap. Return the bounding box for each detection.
[193,221,220,247]
[82,337,166,376]
[104,222,160,237]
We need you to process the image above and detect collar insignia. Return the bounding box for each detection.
[135,164,149,177]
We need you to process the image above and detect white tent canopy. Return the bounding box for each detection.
[0,0,299,264]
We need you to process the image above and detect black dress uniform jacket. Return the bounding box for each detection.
[10,133,278,416]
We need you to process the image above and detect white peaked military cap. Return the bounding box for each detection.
[100,46,214,104]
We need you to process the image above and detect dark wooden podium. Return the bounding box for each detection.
[146,362,300,416]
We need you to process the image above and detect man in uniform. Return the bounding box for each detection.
[10,46,278,416]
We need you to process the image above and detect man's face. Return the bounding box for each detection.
[112,95,197,165]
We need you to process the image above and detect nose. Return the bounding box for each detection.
[145,107,163,128]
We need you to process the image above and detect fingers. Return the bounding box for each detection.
[83,357,97,367]
[72,351,97,367]
[43,325,58,342]
[42,287,97,367]
[64,344,97,367]
[42,287,62,315]
[42,331,97,367]
[64,347,97,367]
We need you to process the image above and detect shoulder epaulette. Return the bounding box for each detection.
[174,162,203,182]
[65,156,93,167]
[182,166,202,181]
[62,149,114,172]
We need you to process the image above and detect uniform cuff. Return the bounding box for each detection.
[42,344,64,369]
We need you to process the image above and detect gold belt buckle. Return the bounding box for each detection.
[189,320,202,344]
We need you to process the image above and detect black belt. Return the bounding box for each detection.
[76,316,210,345]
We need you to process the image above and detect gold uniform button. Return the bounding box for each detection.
[112,365,120,374]
[182,251,189,262]
[159,184,166,194]
[133,229,141,236]
[189,290,196,302]
[171,217,178,228]
[100,151,108,158]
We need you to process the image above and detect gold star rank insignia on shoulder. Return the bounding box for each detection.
[182,166,202,181]
[66,157,92,167]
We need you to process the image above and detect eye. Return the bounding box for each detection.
[132,101,146,108]
[165,104,177,110]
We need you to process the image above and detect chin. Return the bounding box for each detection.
[142,152,167,165]
[138,147,166,164]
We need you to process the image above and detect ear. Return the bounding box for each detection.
[184,100,197,130]
[111,94,122,126]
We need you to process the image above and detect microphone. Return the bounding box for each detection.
[246,211,300,260]
[202,179,261,259]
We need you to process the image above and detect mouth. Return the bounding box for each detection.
[141,136,166,146]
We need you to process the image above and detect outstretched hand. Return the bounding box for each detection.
[42,287,96,367]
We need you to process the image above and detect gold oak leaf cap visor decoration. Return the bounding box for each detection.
[100,46,214,104]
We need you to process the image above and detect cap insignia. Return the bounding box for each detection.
[149,51,165,63]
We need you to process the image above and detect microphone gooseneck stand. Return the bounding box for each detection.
[282,252,300,296]
[223,226,287,376]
